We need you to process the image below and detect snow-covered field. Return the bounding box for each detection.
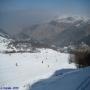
[0,48,75,90]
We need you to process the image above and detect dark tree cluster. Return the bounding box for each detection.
[69,47,90,68]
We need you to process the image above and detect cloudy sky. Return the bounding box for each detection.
[0,0,90,35]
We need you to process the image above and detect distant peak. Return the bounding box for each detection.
[55,16,89,23]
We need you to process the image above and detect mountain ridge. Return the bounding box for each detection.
[15,16,90,47]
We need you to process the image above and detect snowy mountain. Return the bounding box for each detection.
[0,35,9,52]
[55,16,89,23]
[16,16,90,48]
[0,17,90,90]
[0,30,12,52]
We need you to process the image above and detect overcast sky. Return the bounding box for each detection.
[0,0,90,35]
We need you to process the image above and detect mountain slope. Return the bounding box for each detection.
[0,35,10,52]
[0,29,12,52]
[0,28,9,38]
[78,35,90,45]
[16,16,90,47]
[54,22,90,47]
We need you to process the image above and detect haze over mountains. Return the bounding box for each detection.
[0,16,90,49]
[16,16,90,47]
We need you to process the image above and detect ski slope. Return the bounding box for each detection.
[0,48,75,90]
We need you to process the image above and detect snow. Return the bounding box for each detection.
[0,36,9,51]
[0,36,12,52]
[55,16,89,23]
[0,48,76,90]
[30,66,90,90]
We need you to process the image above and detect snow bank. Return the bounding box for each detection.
[30,67,90,90]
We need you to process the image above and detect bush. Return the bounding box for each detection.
[69,47,90,68]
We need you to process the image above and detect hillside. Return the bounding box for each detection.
[16,16,90,47]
